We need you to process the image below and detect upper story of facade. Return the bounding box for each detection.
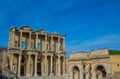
[8,26,66,53]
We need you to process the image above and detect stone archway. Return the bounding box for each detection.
[96,65,106,79]
[73,66,79,79]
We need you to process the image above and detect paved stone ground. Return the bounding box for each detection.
[102,76,120,79]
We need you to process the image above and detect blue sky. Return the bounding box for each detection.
[0,0,120,57]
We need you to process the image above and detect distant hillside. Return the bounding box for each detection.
[109,50,120,55]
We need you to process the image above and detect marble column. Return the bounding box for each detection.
[29,32,31,48]
[35,33,38,49]
[63,57,65,75]
[55,57,58,76]
[10,53,13,71]
[34,55,38,76]
[12,29,15,47]
[58,56,61,76]
[57,36,60,52]
[26,55,30,77]
[43,55,47,76]
[50,35,53,50]
[45,34,47,50]
[17,54,21,77]
[20,31,22,48]
[50,56,53,76]
[63,37,66,51]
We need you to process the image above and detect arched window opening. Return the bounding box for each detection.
[96,65,106,79]
[73,66,79,79]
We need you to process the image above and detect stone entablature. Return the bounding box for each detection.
[70,48,110,59]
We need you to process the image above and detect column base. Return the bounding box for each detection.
[34,73,38,76]
[57,73,61,76]
[17,74,21,78]
[26,73,30,77]
[42,73,48,76]
[50,73,53,76]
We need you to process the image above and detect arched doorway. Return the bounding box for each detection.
[73,66,79,79]
[96,65,106,79]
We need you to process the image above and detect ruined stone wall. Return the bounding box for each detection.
[110,55,120,75]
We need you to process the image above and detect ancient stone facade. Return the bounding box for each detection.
[67,48,112,79]
[1,25,120,79]
[8,26,66,78]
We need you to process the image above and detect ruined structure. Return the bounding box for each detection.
[0,25,119,79]
[8,26,66,78]
[67,48,112,79]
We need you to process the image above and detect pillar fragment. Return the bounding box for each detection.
[58,56,61,76]
[34,55,38,76]
[17,54,21,77]
[10,53,13,71]
[50,56,53,76]
[26,55,30,77]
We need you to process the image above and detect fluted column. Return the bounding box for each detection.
[17,54,21,77]
[20,31,22,48]
[34,55,38,76]
[58,56,61,76]
[50,56,53,76]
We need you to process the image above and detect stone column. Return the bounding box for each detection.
[63,57,65,75]
[55,57,58,76]
[92,70,96,79]
[12,29,15,47]
[17,54,21,77]
[58,56,61,76]
[86,73,90,79]
[20,31,22,48]
[50,56,53,76]
[50,35,53,50]
[63,37,65,51]
[45,34,47,50]
[85,65,90,79]
[57,36,60,52]
[43,55,47,76]
[10,53,13,71]
[91,64,96,79]
[80,64,83,79]
[26,55,30,77]
[36,33,38,49]
[29,32,31,49]
[34,55,38,76]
